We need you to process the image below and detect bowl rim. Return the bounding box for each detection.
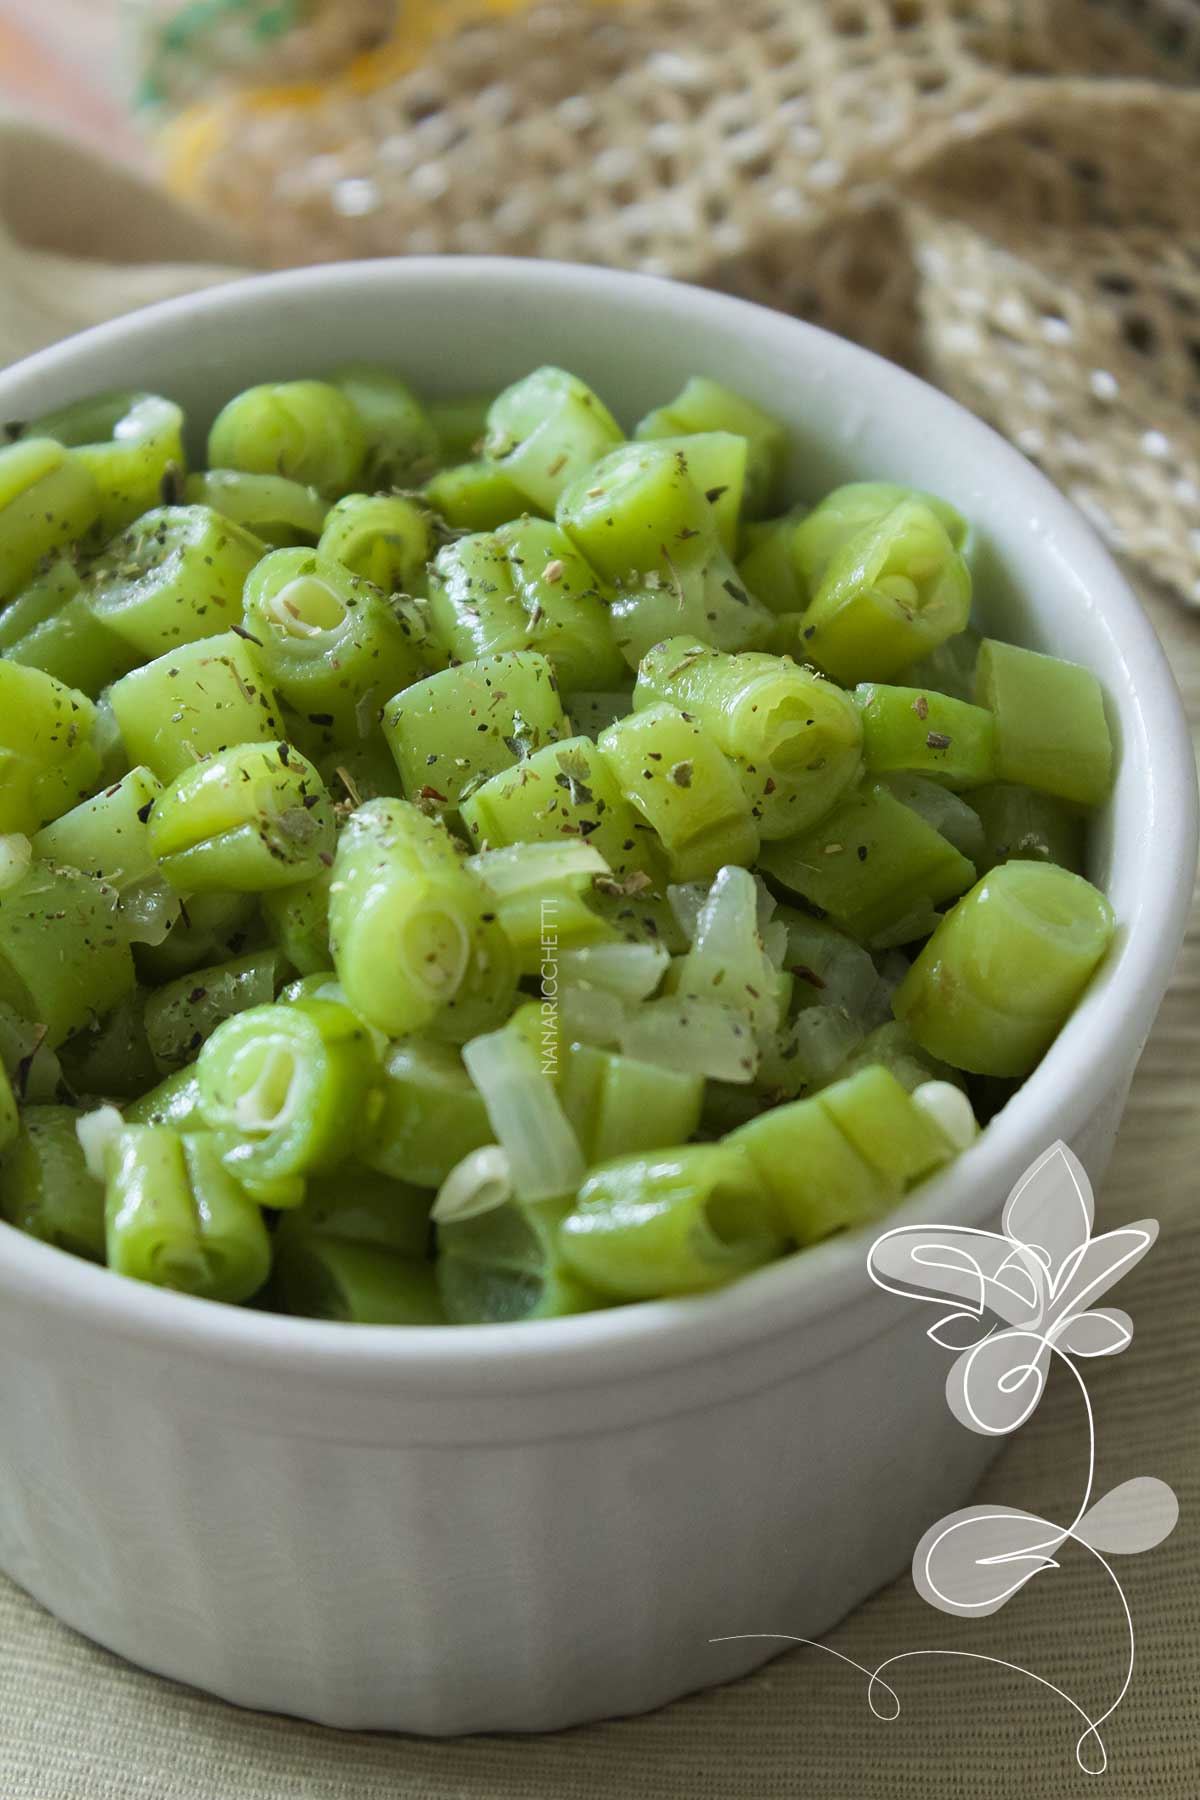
[0,256,1194,1391]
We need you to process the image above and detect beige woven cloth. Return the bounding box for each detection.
[159,0,1200,612]
[0,61,1198,1796]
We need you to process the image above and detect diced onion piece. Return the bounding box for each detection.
[667,881,707,943]
[886,773,985,866]
[0,1004,62,1105]
[556,942,669,1002]
[753,873,777,930]
[432,1144,514,1224]
[677,865,784,1036]
[560,985,627,1048]
[761,920,788,969]
[786,1006,864,1086]
[75,1104,125,1182]
[468,840,609,900]
[620,996,759,1083]
[118,877,183,946]
[463,1028,586,1201]
[0,835,32,893]
[912,1080,978,1151]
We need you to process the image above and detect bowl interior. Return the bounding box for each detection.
[0,258,1191,1379]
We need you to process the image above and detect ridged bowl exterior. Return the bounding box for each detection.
[0,263,1191,1734]
[0,1086,1124,1734]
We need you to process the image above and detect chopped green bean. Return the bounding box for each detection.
[728,1090,889,1245]
[197,996,382,1188]
[970,782,1085,873]
[83,505,266,656]
[0,1000,64,1106]
[557,440,716,584]
[146,741,335,893]
[25,392,185,537]
[0,558,137,695]
[328,799,487,1037]
[277,1167,432,1260]
[274,1234,444,1324]
[736,505,808,614]
[133,889,261,984]
[317,492,433,595]
[636,635,864,837]
[792,482,967,596]
[0,437,100,602]
[0,1105,105,1259]
[637,432,748,553]
[797,496,971,685]
[819,1064,957,1187]
[428,393,492,461]
[0,861,134,1044]
[242,547,428,750]
[125,1064,205,1130]
[893,859,1115,1076]
[599,703,759,881]
[974,638,1113,807]
[559,1144,780,1298]
[104,1124,271,1302]
[208,380,366,496]
[59,988,159,1100]
[183,469,328,546]
[260,867,331,976]
[557,1040,703,1162]
[382,651,568,814]
[485,367,623,512]
[855,682,996,789]
[424,458,530,531]
[0,1057,18,1153]
[635,376,786,516]
[467,841,614,972]
[436,1187,605,1323]
[427,519,624,692]
[608,549,777,667]
[144,948,283,1072]
[460,732,669,884]
[363,1039,493,1189]
[108,632,285,780]
[758,781,976,947]
[316,736,403,808]
[331,366,440,488]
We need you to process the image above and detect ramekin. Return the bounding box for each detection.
[0,261,1192,1734]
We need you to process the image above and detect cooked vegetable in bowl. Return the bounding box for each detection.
[0,363,1116,1325]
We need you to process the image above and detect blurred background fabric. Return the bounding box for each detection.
[0,4,1197,1796]
[3,0,1199,608]
[151,0,1200,611]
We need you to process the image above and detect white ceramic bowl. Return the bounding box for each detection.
[0,261,1193,1735]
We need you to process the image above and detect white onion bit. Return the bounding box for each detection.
[912,1081,978,1151]
[432,1146,514,1224]
[75,1105,125,1183]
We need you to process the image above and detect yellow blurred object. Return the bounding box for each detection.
[162,0,637,193]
